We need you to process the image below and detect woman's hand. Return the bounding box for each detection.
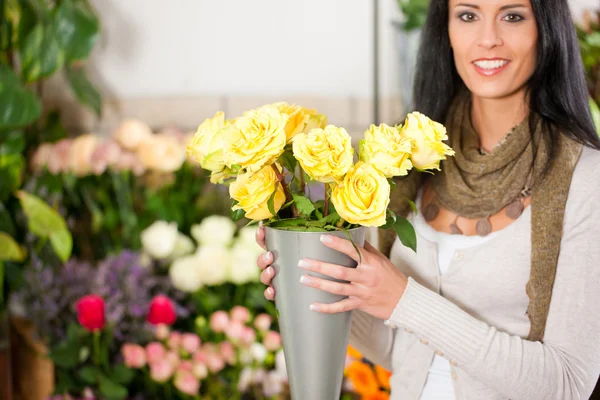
[256,224,276,301]
[299,234,408,320]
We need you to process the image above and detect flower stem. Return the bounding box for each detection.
[93,330,101,366]
[324,184,330,217]
[299,167,306,195]
[271,164,297,217]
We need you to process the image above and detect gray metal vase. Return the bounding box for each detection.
[264,227,366,400]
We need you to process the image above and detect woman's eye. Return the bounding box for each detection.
[503,13,524,22]
[459,12,478,22]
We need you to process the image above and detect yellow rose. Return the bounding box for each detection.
[186,111,228,171]
[400,112,455,170]
[267,102,328,142]
[359,123,413,178]
[292,125,354,183]
[229,164,286,220]
[331,162,390,227]
[209,165,240,184]
[223,107,288,174]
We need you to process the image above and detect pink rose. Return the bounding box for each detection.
[91,138,121,175]
[230,306,251,323]
[219,341,236,365]
[209,311,229,333]
[193,349,207,364]
[166,351,180,367]
[240,326,257,347]
[137,133,186,173]
[253,313,272,332]
[181,333,201,354]
[154,324,170,340]
[174,370,200,395]
[47,139,72,174]
[205,352,225,374]
[177,360,193,372]
[192,362,208,379]
[121,343,146,368]
[263,331,282,352]
[225,320,245,342]
[146,342,166,365]
[113,119,153,151]
[167,331,181,350]
[68,133,99,176]
[150,359,174,382]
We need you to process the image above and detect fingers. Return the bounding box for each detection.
[300,274,364,298]
[319,234,367,263]
[256,251,273,270]
[260,266,275,285]
[298,258,367,284]
[310,297,360,314]
[264,286,275,301]
[364,241,382,256]
[256,225,267,250]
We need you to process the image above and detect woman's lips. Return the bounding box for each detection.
[472,59,511,76]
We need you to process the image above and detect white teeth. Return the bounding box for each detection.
[473,60,509,69]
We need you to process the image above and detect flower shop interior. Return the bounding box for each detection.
[1,0,598,399]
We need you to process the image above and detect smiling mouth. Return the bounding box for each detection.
[473,59,510,69]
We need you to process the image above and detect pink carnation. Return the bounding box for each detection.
[121,343,146,368]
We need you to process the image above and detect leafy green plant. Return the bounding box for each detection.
[0,0,102,309]
[396,0,429,32]
[577,10,600,132]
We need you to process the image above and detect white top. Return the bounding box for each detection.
[412,190,497,400]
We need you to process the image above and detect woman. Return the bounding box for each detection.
[256,0,600,399]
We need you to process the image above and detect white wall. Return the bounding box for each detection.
[50,0,597,133]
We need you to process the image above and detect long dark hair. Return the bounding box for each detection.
[412,0,600,154]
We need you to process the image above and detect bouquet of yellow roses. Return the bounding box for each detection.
[186,102,453,400]
[186,102,453,251]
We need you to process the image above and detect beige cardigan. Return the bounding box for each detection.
[350,146,600,400]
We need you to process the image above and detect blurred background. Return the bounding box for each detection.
[1,1,598,399]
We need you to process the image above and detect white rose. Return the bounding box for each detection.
[113,119,153,151]
[140,221,179,259]
[228,242,261,285]
[262,371,284,397]
[238,349,253,366]
[169,255,203,292]
[194,245,231,286]
[250,343,267,363]
[170,233,195,259]
[238,367,253,392]
[191,215,236,246]
[236,226,262,248]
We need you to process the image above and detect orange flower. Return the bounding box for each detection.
[375,365,392,390]
[361,390,390,400]
[346,361,379,395]
[347,345,363,360]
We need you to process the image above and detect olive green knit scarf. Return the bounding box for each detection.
[380,94,583,342]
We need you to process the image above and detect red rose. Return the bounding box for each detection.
[76,295,106,331]
[147,295,177,326]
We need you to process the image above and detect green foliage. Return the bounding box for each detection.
[396,0,429,32]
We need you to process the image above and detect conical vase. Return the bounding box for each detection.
[264,226,366,400]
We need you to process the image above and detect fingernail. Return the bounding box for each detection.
[267,287,274,296]
[310,304,321,312]
[320,234,333,244]
[263,252,272,262]
[300,275,312,285]
[259,221,263,227]
[267,267,274,276]
[298,259,311,268]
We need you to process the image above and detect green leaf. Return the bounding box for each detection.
[49,228,72,262]
[318,211,340,226]
[279,150,297,174]
[264,218,306,228]
[54,0,100,61]
[0,232,26,262]
[49,343,80,368]
[78,365,101,384]
[111,365,135,385]
[0,65,42,128]
[230,200,245,221]
[65,65,102,116]
[0,153,25,201]
[393,216,417,252]
[41,111,68,142]
[292,194,315,216]
[0,130,25,155]
[16,191,69,236]
[267,187,278,216]
[20,23,65,82]
[381,209,397,229]
[99,377,128,400]
[342,228,363,263]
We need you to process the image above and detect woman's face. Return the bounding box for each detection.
[448,0,538,101]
